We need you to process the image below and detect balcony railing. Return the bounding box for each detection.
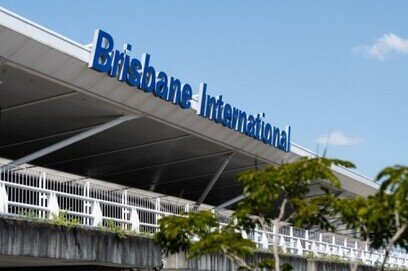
[0,164,406,268]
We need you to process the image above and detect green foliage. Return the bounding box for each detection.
[296,165,408,271]
[371,165,408,251]
[49,211,80,227]
[20,210,44,223]
[190,226,255,260]
[103,220,137,239]
[155,157,356,271]
[332,166,408,252]
[155,210,290,270]
[235,157,354,230]
[155,211,256,260]
[291,191,335,231]
[20,210,145,239]
[155,211,219,255]
[280,263,294,271]
[255,258,276,270]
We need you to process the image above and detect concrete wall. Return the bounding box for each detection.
[164,252,395,271]
[0,217,162,270]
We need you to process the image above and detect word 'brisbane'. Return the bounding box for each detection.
[89,29,291,152]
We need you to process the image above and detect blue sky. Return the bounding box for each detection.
[1,1,407,179]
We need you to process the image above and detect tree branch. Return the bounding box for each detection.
[380,223,408,271]
[221,246,252,270]
[273,198,288,271]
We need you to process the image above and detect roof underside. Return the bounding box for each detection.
[0,62,286,205]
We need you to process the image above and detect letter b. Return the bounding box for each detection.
[88,29,114,73]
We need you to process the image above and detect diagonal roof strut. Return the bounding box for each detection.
[213,194,247,212]
[1,115,139,171]
[195,152,234,207]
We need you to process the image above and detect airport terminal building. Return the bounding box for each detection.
[0,7,406,271]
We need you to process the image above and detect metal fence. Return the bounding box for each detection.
[0,165,407,268]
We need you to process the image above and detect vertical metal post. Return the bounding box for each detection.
[304,230,309,251]
[319,233,323,252]
[155,198,161,228]
[296,239,303,256]
[261,232,268,249]
[280,236,287,253]
[289,226,294,253]
[254,225,259,247]
[121,190,129,229]
[39,172,46,218]
[83,182,90,225]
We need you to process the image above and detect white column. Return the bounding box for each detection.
[91,200,103,227]
[289,227,294,253]
[296,239,303,256]
[0,182,8,214]
[261,232,268,249]
[83,182,91,225]
[304,230,309,250]
[319,233,323,252]
[39,172,47,218]
[121,190,129,229]
[47,192,59,218]
[279,236,287,253]
[130,207,140,233]
[254,225,260,246]
[155,198,161,226]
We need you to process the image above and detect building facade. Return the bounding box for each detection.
[0,6,405,270]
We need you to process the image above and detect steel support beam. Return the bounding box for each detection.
[195,153,233,207]
[1,115,139,170]
[214,194,246,211]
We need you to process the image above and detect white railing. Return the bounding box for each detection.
[0,165,407,268]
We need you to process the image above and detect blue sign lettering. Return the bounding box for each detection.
[88,29,291,152]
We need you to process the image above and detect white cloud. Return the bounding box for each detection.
[316,131,363,146]
[353,33,408,60]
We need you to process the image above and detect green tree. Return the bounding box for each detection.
[155,211,261,270]
[295,165,408,271]
[375,165,408,265]
[235,157,354,270]
[155,157,354,271]
[156,161,408,271]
